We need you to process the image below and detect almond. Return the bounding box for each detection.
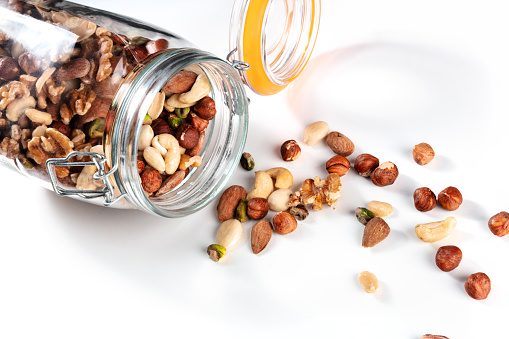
[251,220,272,254]
[163,70,198,94]
[217,185,247,222]
[362,217,390,248]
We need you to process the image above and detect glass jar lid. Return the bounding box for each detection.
[229,0,321,96]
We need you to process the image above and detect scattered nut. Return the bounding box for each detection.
[207,244,226,262]
[370,161,398,187]
[367,201,394,218]
[421,335,449,339]
[288,204,309,221]
[280,140,301,161]
[251,220,273,254]
[140,169,162,193]
[266,167,293,189]
[235,198,249,223]
[413,142,435,165]
[354,153,379,177]
[240,152,255,171]
[413,187,437,212]
[362,217,390,248]
[488,211,509,237]
[303,121,329,145]
[273,211,298,235]
[437,186,463,211]
[268,189,293,212]
[247,197,269,220]
[358,271,379,293]
[326,155,350,176]
[415,216,457,243]
[216,219,243,249]
[465,272,491,300]
[435,245,462,272]
[246,171,274,200]
[217,185,247,222]
[326,131,354,156]
[355,207,375,225]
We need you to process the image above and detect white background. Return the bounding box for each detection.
[1,0,508,338]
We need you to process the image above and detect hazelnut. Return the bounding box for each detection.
[413,187,437,212]
[18,52,41,75]
[140,169,162,193]
[175,123,199,149]
[370,161,398,187]
[488,211,509,237]
[145,39,169,54]
[326,155,350,176]
[435,245,462,272]
[280,140,301,161]
[193,96,216,120]
[50,121,71,138]
[326,131,354,156]
[247,198,269,220]
[413,142,435,165]
[137,158,145,174]
[272,211,298,235]
[437,186,463,211]
[151,118,171,135]
[188,112,209,132]
[354,153,379,177]
[0,57,20,80]
[465,272,491,300]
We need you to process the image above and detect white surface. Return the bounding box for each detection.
[1,1,508,338]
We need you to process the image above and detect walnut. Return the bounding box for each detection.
[0,137,20,159]
[69,83,96,116]
[19,74,37,90]
[0,118,8,129]
[71,129,86,146]
[20,129,31,149]
[95,27,111,37]
[59,103,72,125]
[0,81,30,110]
[44,78,66,104]
[298,174,342,211]
[27,128,74,178]
[50,11,97,42]
[10,124,21,141]
[96,36,113,82]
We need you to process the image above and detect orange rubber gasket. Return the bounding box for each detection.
[242,0,318,96]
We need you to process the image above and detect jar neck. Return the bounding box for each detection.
[104,48,249,217]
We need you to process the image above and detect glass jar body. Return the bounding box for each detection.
[0,0,248,217]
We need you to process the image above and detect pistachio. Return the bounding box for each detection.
[175,107,190,119]
[235,198,249,223]
[168,114,183,129]
[355,207,375,225]
[87,118,105,138]
[207,244,226,262]
[143,113,152,125]
[240,152,255,171]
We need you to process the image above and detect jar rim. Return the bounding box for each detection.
[229,0,321,95]
[104,48,249,217]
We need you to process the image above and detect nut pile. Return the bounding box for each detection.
[0,2,172,190]
[136,69,216,197]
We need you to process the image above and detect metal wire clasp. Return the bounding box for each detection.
[46,151,126,206]
[226,48,250,71]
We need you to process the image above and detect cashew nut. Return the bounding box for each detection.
[268,189,293,212]
[6,96,36,122]
[246,171,274,200]
[178,74,210,104]
[415,216,457,243]
[151,135,167,157]
[164,93,195,112]
[266,167,293,189]
[147,91,165,120]
[157,133,180,175]
[143,146,165,173]
[138,125,154,151]
[25,108,52,125]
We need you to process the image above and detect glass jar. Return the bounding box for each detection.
[0,0,320,217]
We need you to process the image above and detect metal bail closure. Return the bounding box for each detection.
[226,48,251,71]
[46,151,126,206]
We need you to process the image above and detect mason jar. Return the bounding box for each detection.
[0,0,320,217]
